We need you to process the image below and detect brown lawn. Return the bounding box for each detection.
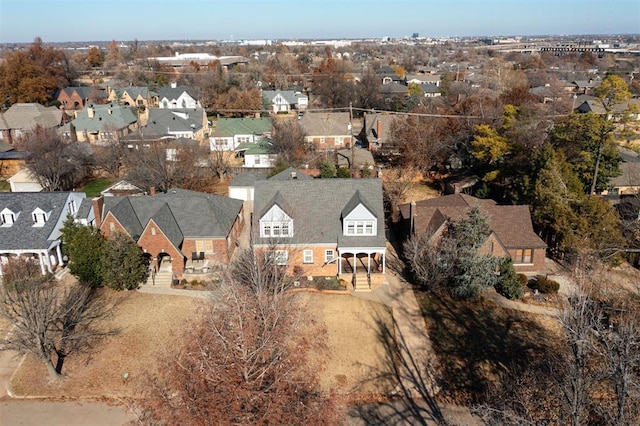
[299,292,396,395]
[10,290,395,399]
[9,291,201,398]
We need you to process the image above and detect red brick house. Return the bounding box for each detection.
[93,188,244,277]
[399,194,547,274]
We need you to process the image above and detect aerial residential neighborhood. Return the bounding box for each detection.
[1,1,640,424]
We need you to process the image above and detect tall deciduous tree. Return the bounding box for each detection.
[17,126,93,191]
[0,258,114,379]
[312,49,356,108]
[548,113,620,194]
[137,265,334,424]
[0,37,72,105]
[271,118,309,163]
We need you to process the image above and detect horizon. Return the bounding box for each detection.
[1,0,639,44]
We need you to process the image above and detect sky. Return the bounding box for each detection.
[0,0,638,44]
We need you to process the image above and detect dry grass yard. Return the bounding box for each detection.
[9,290,396,400]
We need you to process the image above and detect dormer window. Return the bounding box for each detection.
[344,220,375,236]
[342,194,377,237]
[31,208,49,227]
[260,204,293,238]
[1,209,16,226]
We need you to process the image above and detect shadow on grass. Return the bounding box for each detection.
[346,306,448,425]
[417,291,557,406]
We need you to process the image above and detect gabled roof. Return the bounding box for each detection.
[156,85,198,102]
[101,189,243,241]
[299,112,351,136]
[262,90,307,104]
[399,194,546,249]
[2,103,63,131]
[214,117,272,138]
[0,192,78,250]
[341,190,375,219]
[235,138,273,155]
[253,179,385,248]
[363,113,395,143]
[269,167,313,181]
[71,104,137,132]
[111,86,155,100]
[229,172,268,187]
[144,108,205,137]
[59,86,104,101]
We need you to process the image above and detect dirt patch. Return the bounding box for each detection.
[299,293,396,395]
[9,291,201,398]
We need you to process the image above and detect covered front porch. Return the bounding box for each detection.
[0,243,64,276]
[337,248,386,291]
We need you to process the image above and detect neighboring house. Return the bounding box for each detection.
[228,167,312,202]
[336,147,375,174]
[107,86,158,108]
[420,83,442,97]
[101,180,145,197]
[406,73,441,87]
[8,168,43,192]
[570,79,601,95]
[0,103,63,145]
[57,86,106,110]
[235,138,278,168]
[252,178,386,291]
[142,108,210,141]
[299,112,353,151]
[377,66,404,85]
[602,148,640,197]
[147,52,249,70]
[70,103,138,144]
[157,83,201,109]
[210,117,272,151]
[262,90,308,113]
[576,98,640,121]
[93,188,244,277]
[0,142,26,176]
[380,82,408,97]
[398,194,547,273]
[0,191,88,276]
[360,112,395,151]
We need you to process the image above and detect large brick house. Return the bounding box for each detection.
[93,188,244,276]
[398,194,547,274]
[252,178,386,291]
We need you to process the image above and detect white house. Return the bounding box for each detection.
[262,90,308,113]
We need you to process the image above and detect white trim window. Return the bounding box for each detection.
[1,211,16,226]
[324,249,335,263]
[303,250,313,264]
[344,220,375,236]
[267,250,288,266]
[261,221,293,238]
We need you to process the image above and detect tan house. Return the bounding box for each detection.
[0,103,63,145]
[70,103,138,144]
[93,188,244,280]
[399,194,547,274]
[107,86,158,109]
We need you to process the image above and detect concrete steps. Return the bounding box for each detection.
[146,271,173,288]
[353,274,371,292]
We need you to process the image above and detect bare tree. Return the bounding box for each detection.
[0,258,116,379]
[136,264,335,425]
[92,140,129,179]
[17,126,93,191]
[271,118,309,164]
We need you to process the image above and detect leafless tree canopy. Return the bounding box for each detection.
[137,274,334,425]
[0,258,116,379]
[17,126,93,191]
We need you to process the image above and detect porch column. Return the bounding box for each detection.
[38,252,46,275]
[44,250,53,274]
[55,244,63,266]
[382,251,386,273]
[367,253,371,274]
[337,254,341,276]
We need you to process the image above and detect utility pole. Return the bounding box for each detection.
[349,102,355,177]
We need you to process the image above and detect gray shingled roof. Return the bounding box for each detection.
[156,85,198,102]
[0,192,74,250]
[2,103,62,131]
[229,172,268,187]
[144,108,205,137]
[71,103,137,133]
[299,112,351,136]
[102,189,243,243]
[253,179,385,248]
[269,167,313,181]
[261,90,306,105]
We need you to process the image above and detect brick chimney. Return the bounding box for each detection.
[376,120,382,141]
[92,196,104,229]
[149,186,156,196]
[87,105,94,119]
